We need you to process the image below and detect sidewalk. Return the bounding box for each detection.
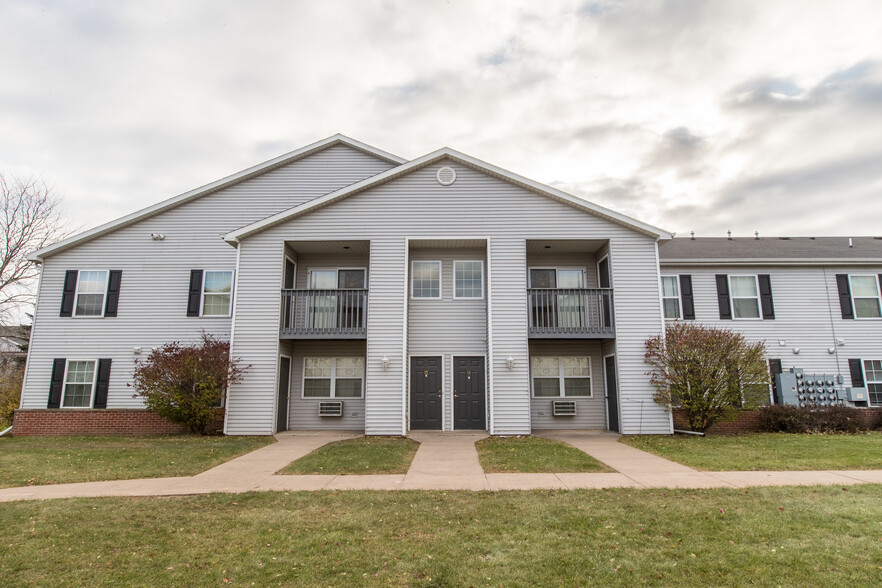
[2,430,881,502]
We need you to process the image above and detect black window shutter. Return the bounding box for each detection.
[60,270,78,317]
[848,359,864,388]
[678,275,695,320]
[758,274,775,320]
[187,270,203,317]
[768,359,783,404]
[104,270,122,317]
[715,274,732,320]
[835,274,854,319]
[93,358,112,409]
[48,358,66,408]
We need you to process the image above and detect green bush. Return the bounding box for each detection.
[0,357,25,428]
[757,404,866,434]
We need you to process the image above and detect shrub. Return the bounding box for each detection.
[0,356,24,428]
[757,404,866,434]
[645,322,769,432]
[129,333,247,434]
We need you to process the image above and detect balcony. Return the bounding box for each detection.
[527,288,615,338]
[280,289,367,339]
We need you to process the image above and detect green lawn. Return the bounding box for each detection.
[477,435,612,473]
[280,436,419,475]
[621,432,882,471]
[0,435,273,488]
[2,486,881,586]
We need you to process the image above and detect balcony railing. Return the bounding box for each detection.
[280,289,368,338]
[527,288,615,337]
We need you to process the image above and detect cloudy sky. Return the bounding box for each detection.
[2,0,881,238]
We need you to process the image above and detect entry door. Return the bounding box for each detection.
[276,356,291,432]
[604,355,620,433]
[411,357,442,430]
[453,357,486,430]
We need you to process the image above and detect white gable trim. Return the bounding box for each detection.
[28,134,406,261]
[224,148,673,244]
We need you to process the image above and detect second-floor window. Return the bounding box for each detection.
[454,260,484,299]
[202,271,234,316]
[661,276,681,320]
[850,275,882,318]
[411,261,441,299]
[729,275,761,319]
[74,271,108,316]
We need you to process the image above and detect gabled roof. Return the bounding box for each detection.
[224,147,673,244]
[659,236,882,266]
[28,134,406,261]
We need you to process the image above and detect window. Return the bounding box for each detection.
[454,261,484,299]
[74,271,108,317]
[864,360,882,406]
[661,276,681,320]
[850,276,882,319]
[303,357,364,398]
[202,271,233,316]
[531,356,592,397]
[62,360,97,407]
[411,261,441,299]
[729,275,760,319]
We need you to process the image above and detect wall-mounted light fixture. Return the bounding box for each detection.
[778,339,786,347]
[836,338,846,346]
[150,233,165,241]
[133,347,142,355]
[792,347,800,355]
[382,355,390,371]
[827,347,836,354]
[506,355,515,370]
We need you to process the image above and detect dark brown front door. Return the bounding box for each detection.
[276,356,291,432]
[410,356,442,430]
[453,357,486,430]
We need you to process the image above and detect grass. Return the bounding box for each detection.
[279,436,419,475]
[621,432,882,471]
[476,435,612,473]
[0,435,273,488]
[1,486,881,586]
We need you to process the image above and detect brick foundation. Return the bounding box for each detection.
[11,409,224,436]
[673,407,882,435]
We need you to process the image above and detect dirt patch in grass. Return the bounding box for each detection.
[477,435,612,473]
[279,436,419,475]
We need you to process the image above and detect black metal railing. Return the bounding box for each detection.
[527,288,614,337]
[280,289,368,338]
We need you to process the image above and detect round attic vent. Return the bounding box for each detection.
[436,166,456,186]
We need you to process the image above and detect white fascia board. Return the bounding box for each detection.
[27,134,406,261]
[660,258,882,267]
[224,147,673,244]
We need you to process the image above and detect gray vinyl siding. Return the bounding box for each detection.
[529,340,606,429]
[660,265,882,389]
[287,340,366,431]
[21,145,392,415]
[227,160,668,435]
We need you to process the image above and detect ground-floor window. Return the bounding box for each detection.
[531,356,592,397]
[864,360,882,406]
[303,357,364,398]
[62,360,97,407]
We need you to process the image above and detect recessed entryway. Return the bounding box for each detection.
[453,356,486,430]
[410,356,443,430]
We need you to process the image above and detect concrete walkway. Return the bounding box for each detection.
[2,430,881,502]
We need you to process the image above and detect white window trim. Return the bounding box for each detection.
[61,359,98,409]
[661,275,683,321]
[301,356,365,399]
[728,275,762,320]
[307,267,368,289]
[849,274,882,320]
[530,356,593,398]
[200,270,235,318]
[72,270,109,318]
[527,267,587,288]
[410,260,442,300]
[863,359,882,406]
[453,260,484,300]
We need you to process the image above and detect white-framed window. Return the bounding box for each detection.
[729,275,761,319]
[528,267,585,289]
[850,275,882,319]
[863,360,882,406]
[308,268,366,289]
[202,271,234,317]
[661,276,682,320]
[303,357,364,398]
[411,261,441,299]
[454,260,484,299]
[62,360,97,408]
[530,356,592,397]
[74,270,108,317]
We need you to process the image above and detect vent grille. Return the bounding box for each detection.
[436,166,456,186]
[552,400,577,416]
[318,401,344,417]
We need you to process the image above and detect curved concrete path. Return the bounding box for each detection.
[1,430,881,502]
